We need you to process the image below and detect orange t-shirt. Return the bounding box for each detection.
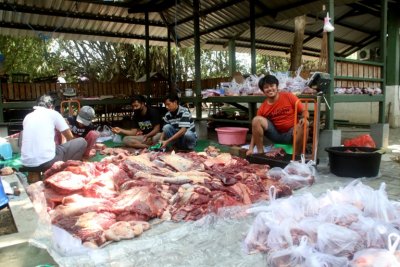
[257,92,304,133]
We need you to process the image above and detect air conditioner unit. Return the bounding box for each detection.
[358,49,371,60]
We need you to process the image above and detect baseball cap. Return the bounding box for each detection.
[77,106,95,126]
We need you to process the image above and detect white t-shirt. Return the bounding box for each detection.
[21,107,69,167]
[57,76,66,83]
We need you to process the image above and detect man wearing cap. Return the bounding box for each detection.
[67,106,99,158]
[21,94,87,170]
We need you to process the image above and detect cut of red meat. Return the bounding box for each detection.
[44,160,84,178]
[116,211,150,222]
[112,187,167,218]
[43,187,66,209]
[50,194,114,223]
[83,183,117,199]
[45,171,90,195]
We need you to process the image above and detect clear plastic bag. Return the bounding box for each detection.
[97,125,113,137]
[363,183,399,223]
[267,167,288,181]
[282,155,317,189]
[317,223,362,257]
[266,218,295,252]
[350,216,400,249]
[305,250,349,267]
[350,233,400,267]
[267,236,312,267]
[112,134,122,143]
[317,203,362,227]
[243,212,274,254]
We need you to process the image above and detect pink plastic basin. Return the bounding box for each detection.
[215,127,249,145]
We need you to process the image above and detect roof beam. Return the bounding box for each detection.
[263,23,361,47]
[222,36,321,53]
[159,11,180,44]
[205,40,323,58]
[339,35,380,57]
[347,2,381,17]
[127,1,177,13]
[302,8,378,46]
[174,0,245,25]
[0,3,165,27]
[179,0,336,43]
[0,21,170,42]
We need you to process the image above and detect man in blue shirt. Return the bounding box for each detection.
[160,93,197,151]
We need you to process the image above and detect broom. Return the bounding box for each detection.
[318,31,328,72]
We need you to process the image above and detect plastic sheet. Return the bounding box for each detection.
[28,174,355,266]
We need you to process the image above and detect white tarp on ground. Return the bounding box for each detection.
[28,170,354,267]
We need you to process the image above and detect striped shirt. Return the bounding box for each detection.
[163,105,196,133]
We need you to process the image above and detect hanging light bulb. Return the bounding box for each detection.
[323,12,335,32]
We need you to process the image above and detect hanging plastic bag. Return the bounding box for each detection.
[343,134,376,148]
[323,12,335,32]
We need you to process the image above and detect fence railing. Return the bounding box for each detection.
[0,76,232,102]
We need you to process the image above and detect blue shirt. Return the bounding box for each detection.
[163,105,196,133]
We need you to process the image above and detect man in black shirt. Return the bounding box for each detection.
[160,93,197,151]
[112,95,161,149]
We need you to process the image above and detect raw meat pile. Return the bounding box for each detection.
[243,181,400,266]
[30,149,313,248]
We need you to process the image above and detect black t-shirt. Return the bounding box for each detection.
[67,116,94,137]
[131,107,161,134]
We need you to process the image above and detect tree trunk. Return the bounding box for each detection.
[290,15,306,71]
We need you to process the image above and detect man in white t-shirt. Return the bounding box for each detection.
[57,68,66,83]
[21,94,87,170]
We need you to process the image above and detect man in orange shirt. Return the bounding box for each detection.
[246,75,309,155]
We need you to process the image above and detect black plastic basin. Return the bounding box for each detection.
[325,146,383,178]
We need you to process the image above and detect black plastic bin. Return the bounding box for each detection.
[325,146,383,178]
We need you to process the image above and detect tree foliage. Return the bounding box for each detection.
[0,35,317,83]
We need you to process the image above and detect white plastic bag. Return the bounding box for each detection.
[97,125,113,137]
[317,223,362,258]
[282,155,316,189]
[363,183,398,222]
[267,236,312,267]
[112,134,122,143]
[51,225,93,256]
[351,233,400,267]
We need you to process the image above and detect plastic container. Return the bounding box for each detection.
[215,127,249,145]
[6,137,20,153]
[0,178,9,209]
[0,142,12,160]
[325,146,383,178]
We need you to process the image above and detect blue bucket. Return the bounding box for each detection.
[0,178,9,209]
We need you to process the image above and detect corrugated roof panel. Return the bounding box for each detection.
[0,0,388,58]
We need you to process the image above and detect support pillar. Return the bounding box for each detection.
[370,123,390,148]
[317,129,341,163]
